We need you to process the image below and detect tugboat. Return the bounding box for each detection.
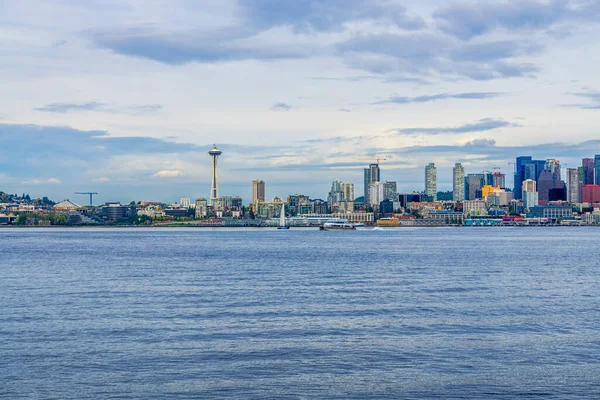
[277,203,290,229]
[319,219,356,231]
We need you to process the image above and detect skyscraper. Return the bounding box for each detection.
[425,163,437,201]
[566,168,581,204]
[493,172,506,189]
[545,159,561,182]
[328,180,344,206]
[522,179,538,210]
[595,155,600,185]
[364,164,380,205]
[208,146,223,205]
[514,156,545,199]
[582,158,595,185]
[342,182,354,202]
[466,174,482,200]
[453,163,465,202]
[252,180,265,206]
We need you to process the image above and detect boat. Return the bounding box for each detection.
[277,203,290,229]
[319,219,356,231]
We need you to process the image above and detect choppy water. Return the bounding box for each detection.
[1,227,600,399]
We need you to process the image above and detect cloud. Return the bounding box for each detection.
[34,102,104,113]
[563,91,600,109]
[464,138,497,147]
[376,92,502,105]
[34,102,163,115]
[397,118,519,135]
[271,102,292,111]
[152,170,182,178]
[433,0,600,40]
[20,178,62,185]
[92,177,111,183]
[337,33,541,80]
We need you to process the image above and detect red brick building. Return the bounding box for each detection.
[582,184,600,204]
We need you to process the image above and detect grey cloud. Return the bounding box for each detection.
[376,92,502,105]
[465,138,497,147]
[271,102,292,111]
[237,0,425,32]
[34,102,163,115]
[562,91,600,109]
[338,33,541,80]
[397,118,519,135]
[35,102,104,113]
[434,0,600,40]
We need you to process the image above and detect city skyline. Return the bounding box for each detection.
[2,1,600,203]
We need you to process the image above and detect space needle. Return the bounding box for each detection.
[208,145,222,205]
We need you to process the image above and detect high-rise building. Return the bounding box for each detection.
[425,163,437,201]
[180,198,191,208]
[582,158,595,185]
[582,184,600,203]
[522,179,538,210]
[493,172,506,189]
[364,164,380,205]
[514,156,545,199]
[208,146,223,205]
[538,170,566,202]
[342,182,354,202]
[381,181,397,201]
[566,168,581,204]
[453,163,465,202]
[328,180,344,206]
[595,155,600,185]
[195,198,208,218]
[545,159,561,182]
[465,174,482,200]
[252,180,265,206]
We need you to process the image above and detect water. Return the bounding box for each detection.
[1,227,600,399]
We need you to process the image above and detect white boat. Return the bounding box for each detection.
[277,203,290,229]
[320,219,356,231]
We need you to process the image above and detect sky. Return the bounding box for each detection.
[1,0,600,204]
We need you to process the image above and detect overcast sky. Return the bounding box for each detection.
[2,0,600,204]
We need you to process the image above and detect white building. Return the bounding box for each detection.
[425,163,437,201]
[453,163,465,202]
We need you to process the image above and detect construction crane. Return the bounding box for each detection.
[74,192,98,206]
[362,156,387,164]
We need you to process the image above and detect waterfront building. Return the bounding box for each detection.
[596,155,600,185]
[425,163,437,201]
[582,184,600,204]
[526,205,572,220]
[566,168,581,204]
[195,198,208,218]
[53,199,82,212]
[252,180,265,206]
[463,200,486,216]
[102,203,130,221]
[364,164,380,205]
[453,163,465,202]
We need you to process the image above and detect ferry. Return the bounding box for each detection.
[319,219,356,231]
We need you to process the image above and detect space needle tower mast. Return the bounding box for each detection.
[208,145,223,205]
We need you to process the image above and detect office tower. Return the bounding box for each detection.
[180,198,191,208]
[545,159,561,182]
[381,181,397,201]
[328,180,344,206]
[582,158,595,185]
[522,179,538,210]
[252,180,265,206]
[566,168,581,203]
[453,163,465,202]
[493,172,506,189]
[466,174,482,200]
[208,146,223,205]
[364,164,380,205]
[595,155,600,185]
[481,170,495,186]
[582,184,600,203]
[514,156,546,199]
[342,182,354,202]
[425,163,437,201]
[195,198,208,218]
[537,170,566,202]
